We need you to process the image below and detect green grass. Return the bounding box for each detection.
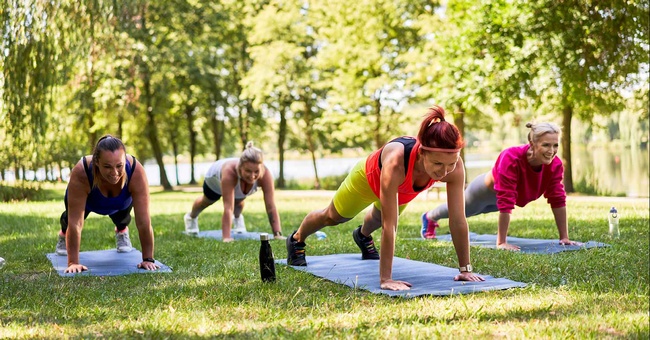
[0,186,648,339]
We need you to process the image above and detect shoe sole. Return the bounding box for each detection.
[117,248,133,253]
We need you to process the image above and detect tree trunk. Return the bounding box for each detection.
[561,104,574,193]
[211,117,224,160]
[373,97,383,149]
[303,96,320,189]
[172,138,180,186]
[142,72,173,191]
[277,108,287,188]
[185,104,197,184]
[56,161,63,181]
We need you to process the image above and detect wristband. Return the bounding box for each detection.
[143,257,156,263]
[459,264,473,273]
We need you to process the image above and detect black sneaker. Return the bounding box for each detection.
[286,230,307,266]
[353,225,380,260]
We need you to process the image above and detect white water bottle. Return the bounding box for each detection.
[608,207,620,238]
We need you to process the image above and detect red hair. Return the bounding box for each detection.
[417,106,463,150]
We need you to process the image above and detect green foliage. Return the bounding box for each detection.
[1,0,647,197]
[0,182,45,202]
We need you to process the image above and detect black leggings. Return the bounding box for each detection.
[59,199,133,234]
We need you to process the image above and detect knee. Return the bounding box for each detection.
[322,209,350,226]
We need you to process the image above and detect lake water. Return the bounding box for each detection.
[5,147,647,197]
[143,147,648,197]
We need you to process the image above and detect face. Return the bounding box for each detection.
[97,149,126,185]
[530,133,559,165]
[239,161,263,184]
[421,151,460,181]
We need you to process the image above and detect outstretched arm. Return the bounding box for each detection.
[553,206,580,245]
[220,164,238,242]
[130,158,158,270]
[444,158,483,282]
[378,143,411,291]
[64,159,90,273]
[496,212,519,250]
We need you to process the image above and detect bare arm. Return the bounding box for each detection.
[378,143,410,290]
[553,206,579,245]
[64,159,91,273]
[129,157,158,270]
[220,162,238,242]
[259,165,282,237]
[443,158,483,281]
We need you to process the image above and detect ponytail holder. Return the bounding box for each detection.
[428,117,443,127]
[419,144,461,153]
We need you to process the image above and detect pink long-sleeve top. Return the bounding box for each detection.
[492,144,566,214]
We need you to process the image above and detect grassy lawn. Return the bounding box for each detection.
[0,186,648,339]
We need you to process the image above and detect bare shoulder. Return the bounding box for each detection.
[68,156,91,191]
[262,164,275,180]
[381,142,406,168]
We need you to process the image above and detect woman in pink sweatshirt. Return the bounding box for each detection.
[421,122,580,250]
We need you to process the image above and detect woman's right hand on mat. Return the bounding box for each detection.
[380,279,412,291]
[497,243,521,251]
[64,263,88,273]
[454,272,485,282]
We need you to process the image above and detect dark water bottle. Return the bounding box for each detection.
[259,233,276,282]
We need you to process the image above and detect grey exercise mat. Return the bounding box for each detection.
[194,230,264,240]
[434,233,610,254]
[47,249,172,277]
[278,253,526,298]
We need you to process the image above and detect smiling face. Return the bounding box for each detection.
[421,151,460,181]
[239,161,263,184]
[530,133,559,166]
[97,149,126,185]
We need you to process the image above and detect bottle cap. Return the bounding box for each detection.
[610,207,617,213]
[260,233,269,241]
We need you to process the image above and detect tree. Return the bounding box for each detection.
[466,0,649,192]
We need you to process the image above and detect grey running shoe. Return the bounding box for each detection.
[353,225,380,260]
[184,213,199,235]
[56,234,67,256]
[286,231,307,266]
[116,230,133,253]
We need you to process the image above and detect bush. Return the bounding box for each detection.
[0,182,46,202]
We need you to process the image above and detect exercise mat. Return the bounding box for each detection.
[278,253,526,298]
[47,249,172,277]
[434,233,609,254]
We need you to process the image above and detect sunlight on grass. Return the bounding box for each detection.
[0,187,647,338]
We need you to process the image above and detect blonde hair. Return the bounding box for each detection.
[237,141,265,176]
[526,122,561,144]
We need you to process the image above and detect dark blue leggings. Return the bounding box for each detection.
[60,199,132,234]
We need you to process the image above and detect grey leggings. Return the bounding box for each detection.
[427,173,499,221]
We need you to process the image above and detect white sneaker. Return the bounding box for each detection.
[233,215,247,234]
[56,234,67,256]
[184,213,199,235]
[116,230,133,253]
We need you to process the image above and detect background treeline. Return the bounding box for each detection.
[1,0,648,193]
